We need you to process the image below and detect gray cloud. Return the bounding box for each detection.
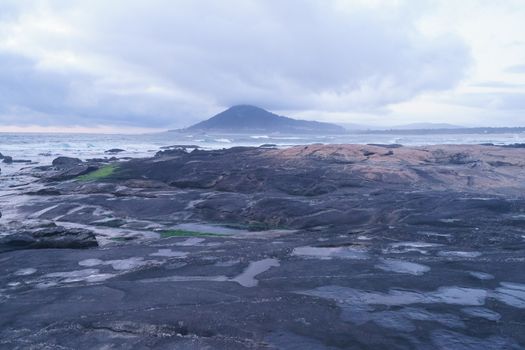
[0,52,202,127]
[458,92,525,111]
[472,81,525,89]
[0,0,471,128]
[505,64,525,74]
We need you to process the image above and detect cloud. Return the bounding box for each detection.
[0,0,471,128]
[505,64,525,74]
[471,81,525,89]
[457,92,525,111]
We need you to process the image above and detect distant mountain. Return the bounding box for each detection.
[336,122,463,131]
[338,122,379,130]
[357,127,525,135]
[390,123,463,130]
[184,105,346,134]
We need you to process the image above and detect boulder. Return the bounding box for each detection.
[52,156,83,169]
[48,164,100,181]
[3,156,13,164]
[155,149,188,157]
[0,226,98,252]
[502,143,525,148]
[105,148,126,154]
[159,144,201,150]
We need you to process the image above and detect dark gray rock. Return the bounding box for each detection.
[105,148,125,154]
[488,160,514,167]
[155,148,188,158]
[52,156,83,169]
[159,144,201,150]
[26,188,62,196]
[48,165,100,181]
[0,226,97,252]
[367,143,403,148]
[2,144,525,349]
[0,154,31,163]
[502,143,525,148]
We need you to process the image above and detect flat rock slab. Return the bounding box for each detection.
[1,228,525,349]
[1,144,525,349]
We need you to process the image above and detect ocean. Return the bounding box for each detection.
[1,131,525,177]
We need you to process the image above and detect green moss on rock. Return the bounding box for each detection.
[77,164,118,181]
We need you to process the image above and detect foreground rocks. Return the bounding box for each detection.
[105,148,126,154]
[1,144,525,349]
[52,156,83,169]
[0,225,98,253]
[40,156,121,181]
[1,153,32,164]
[119,144,525,195]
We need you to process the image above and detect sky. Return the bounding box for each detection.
[0,0,524,133]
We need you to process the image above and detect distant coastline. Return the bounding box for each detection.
[351,126,525,135]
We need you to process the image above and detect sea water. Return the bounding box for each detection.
[1,131,524,160]
[1,130,524,179]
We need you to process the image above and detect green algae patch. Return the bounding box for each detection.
[160,229,223,238]
[223,221,285,232]
[77,164,118,181]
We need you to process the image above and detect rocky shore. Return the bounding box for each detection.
[1,144,525,349]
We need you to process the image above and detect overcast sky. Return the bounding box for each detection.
[1,0,524,132]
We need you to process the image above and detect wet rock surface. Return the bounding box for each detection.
[1,144,525,349]
[105,148,126,154]
[52,156,83,169]
[0,225,98,252]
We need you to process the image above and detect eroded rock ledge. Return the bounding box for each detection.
[120,144,525,194]
[1,144,525,349]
